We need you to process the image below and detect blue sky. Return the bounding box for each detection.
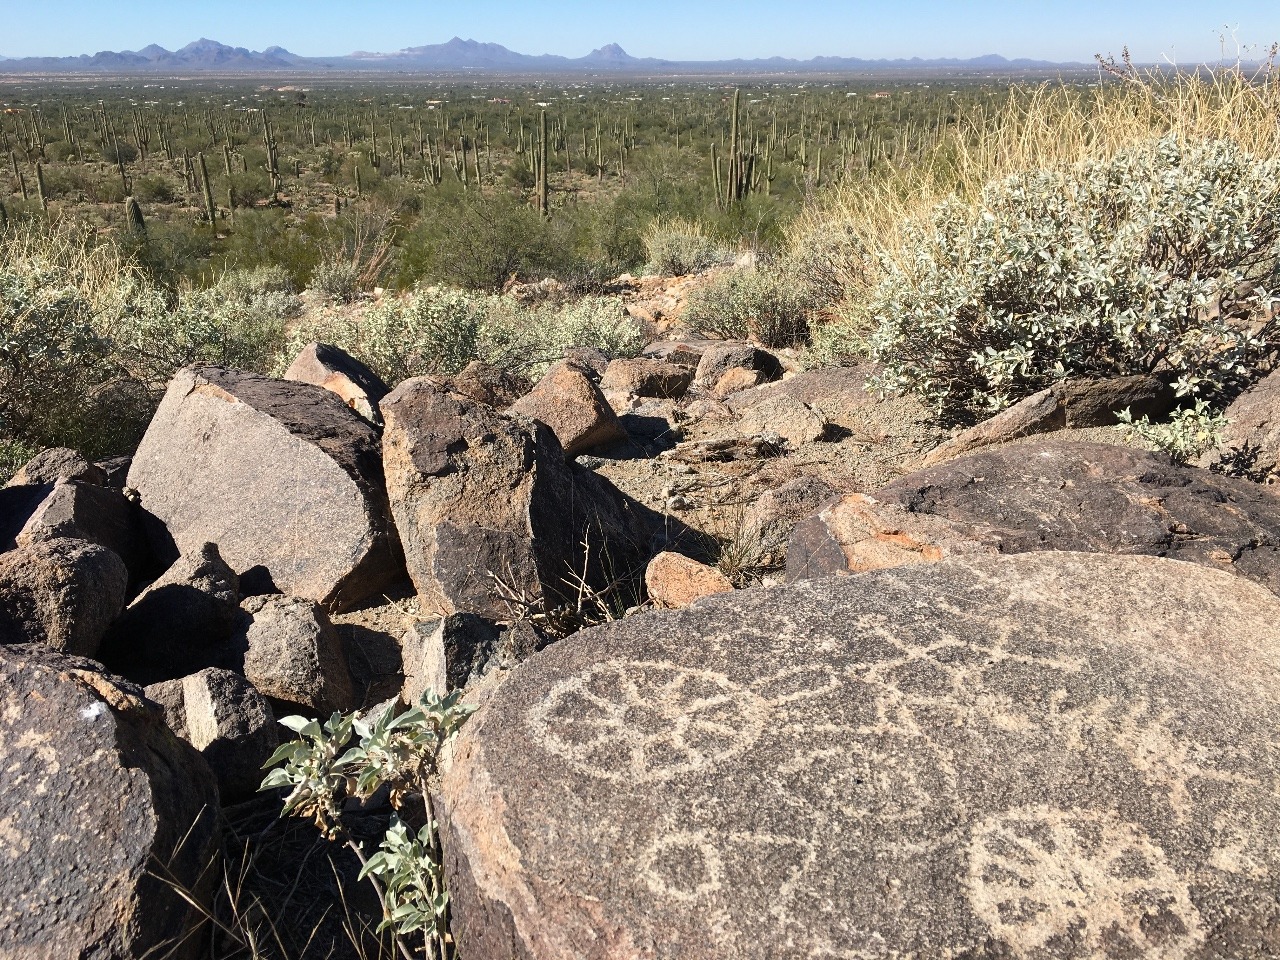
[2,0,1277,63]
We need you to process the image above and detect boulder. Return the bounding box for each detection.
[0,538,128,655]
[99,542,239,684]
[230,595,358,716]
[4,446,105,488]
[127,365,400,612]
[1200,368,1280,481]
[711,366,766,398]
[146,668,278,803]
[599,358,695,400]
[693,342,781,390]
[921,375,1176,467]
[283,341,391,426]
[741,476,838,565]
[0,644,219,959]
[95,455,133,489]
[734,394,829,446]
[642,339,707,368]
[788,441,1280,592]
[16,478,153,588]
[644,551,734,608]
[381,379,647,620]
[401,613,501,701]
[441,552,1280,959]
[508,361,627,459]
[446,360,532,409]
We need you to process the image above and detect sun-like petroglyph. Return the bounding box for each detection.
[967,805,1205,958]
[527,660,771,782]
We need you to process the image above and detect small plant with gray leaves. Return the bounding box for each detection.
[260,689,476,960]
[1117,400,1229,465]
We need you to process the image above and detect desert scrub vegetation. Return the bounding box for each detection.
[259,690,476,960]
[286,288,647,386]
[683,267,812,347]
[800,59,1280,422]
[642,218,733,277]
[0,225,297,469]
[862,135,1280,419]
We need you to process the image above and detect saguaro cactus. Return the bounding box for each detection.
[124,195,146,235]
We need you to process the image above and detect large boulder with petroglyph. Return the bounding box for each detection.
[127,365,400,611]
[787,440,1280,591]
[0,644,219,959]
[380,378,645,619]
[440,552,1280,959]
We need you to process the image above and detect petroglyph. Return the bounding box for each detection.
[527,660,770,782]
[967,805,1204,958]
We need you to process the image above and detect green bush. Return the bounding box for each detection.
[683,268,810,347]
[527,295,649,374]
[308,257,361,303]
[643,218,732,276]
[860,136,1280,421]
[1118,399,1229,464]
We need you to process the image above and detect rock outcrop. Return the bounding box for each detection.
[508,361,627,458]
[788,441,1280,592]
[1199,367,1280,481]
[0,538,128,654]
[284,341,391,426]
[0,644,220,959]
[441,552,1280,959]
[381,379,646,619]
[146,667,278,802]
[127,365,401,611]
[920,375,1175,467]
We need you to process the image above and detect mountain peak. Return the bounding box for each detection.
[587,43,632,61]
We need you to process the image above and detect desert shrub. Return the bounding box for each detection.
[261,690,475,957]
[308,257,361,303]
[287,286,515,384]
[683,268,810,347]
[781,217,868,309]
[529,296,648,371]
[643,218,732,276]
[1118,399,1229,464]
[98,140,138,165]
[107,267,297,384]
[0,439,40,484]
[132,174,178,204]
[0,228,144,456]
[861,136,1280,421]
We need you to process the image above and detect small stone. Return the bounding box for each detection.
[284,341,391,426]
[401,613,500,701]
[645,551,734,608]
[0,538,128,655]
[4,447,105,488]
[509,361,628,458]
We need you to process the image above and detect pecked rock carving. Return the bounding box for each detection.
[440,552,1280,959]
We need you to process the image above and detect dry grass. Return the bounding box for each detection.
[792,58,1280,312]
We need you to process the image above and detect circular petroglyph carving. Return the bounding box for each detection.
[640,831,724,902]
[967,805,1203,958]
[527,660,769,782]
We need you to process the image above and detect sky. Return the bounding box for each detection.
[2,0,1278,64]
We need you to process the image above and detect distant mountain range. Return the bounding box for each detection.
[0,36,1086,74]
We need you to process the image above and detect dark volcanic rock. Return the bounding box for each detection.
[401,613,501,700]
[0,644,219,959]
[16,478,154,589]
[4,446,106,487]
[787,440,1280,592]
[921,375,1175,466]
[692,342,782,390]
[146,667,278,802]
[230,595,358,716]
[381,378,648,619]
[284,341,390,426]
[1200,367,1280,482]
[127,365,401,611]
[0,538,128,655]
[599,358,695,399]
[99,542,239,684]
[440,552,1280,959]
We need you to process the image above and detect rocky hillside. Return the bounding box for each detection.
[4,318,1280,957]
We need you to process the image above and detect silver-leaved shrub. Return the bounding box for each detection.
[863,135,1280,421]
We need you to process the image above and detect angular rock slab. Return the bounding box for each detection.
[381,379,646,620]
[441,553,1280,959]
[284,341,390,426]
[127,365,400,611]
[1200,367,1280,481]
[0,644,219,959]
[788,440,1280,592]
